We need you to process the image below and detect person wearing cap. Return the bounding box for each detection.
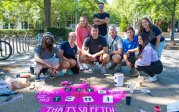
[93,2,110,37]
[33,32,68,79]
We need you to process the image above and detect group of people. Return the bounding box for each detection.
[32,2,164,82]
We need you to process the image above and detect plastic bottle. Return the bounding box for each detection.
[39,73,45,85]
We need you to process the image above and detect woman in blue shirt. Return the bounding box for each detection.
[60,32,79,74]
[138,17,165,58]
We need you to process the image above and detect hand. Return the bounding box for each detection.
[135,64,138,68]
[89,55,97,61]
[126,60,132,67]
[127,51,130,57]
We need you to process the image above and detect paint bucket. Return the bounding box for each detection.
[114,73,124,87]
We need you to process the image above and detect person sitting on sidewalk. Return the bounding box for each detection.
[60,32,79,75]
[122,27,138,73]
[33,32,69,79]
[106,25,123,72]
[80,24,109,74]
[135,33,163,82]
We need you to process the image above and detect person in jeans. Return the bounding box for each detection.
[135,33,163,82]
[33,32,69,79]
[122,27,138,73]
[60,32,79,75]
[106,25,123,72]
[138,17,165,58]
[80,24,109,74]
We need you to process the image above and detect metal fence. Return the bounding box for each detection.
[1,35,30,55]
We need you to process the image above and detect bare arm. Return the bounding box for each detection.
[93,47,108,57]
[123,53,132,67]
[81,46,92,57]
[93,17,109,25]
[127,47,139,54]
[112,48,122,55]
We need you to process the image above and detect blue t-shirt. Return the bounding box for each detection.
[60,41,77,59]
[83,36,108,55]
[143,26,165,45]
[94,12,110,36]
[123,35,138,56]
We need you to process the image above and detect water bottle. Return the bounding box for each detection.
[39,73,45,85]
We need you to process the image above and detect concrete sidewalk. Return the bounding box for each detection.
[0,43,179,112]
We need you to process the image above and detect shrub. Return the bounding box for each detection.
[47,27,73,41]
[120,18,128,32]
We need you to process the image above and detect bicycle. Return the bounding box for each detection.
[0,40,12,60]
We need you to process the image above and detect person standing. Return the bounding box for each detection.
[138,17,165,58]
[75,16,91,70]
[75,16,91,50]
[135,33,163,82]
[93,2,110,37]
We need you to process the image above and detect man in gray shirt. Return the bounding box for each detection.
[33,32,64,79]
[106,25,123,72]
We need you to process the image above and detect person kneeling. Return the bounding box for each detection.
[80,24,109,74]
[33,32,68,79]
[106,25,123,72]
[135,33,163,82]
[60,32,79,75]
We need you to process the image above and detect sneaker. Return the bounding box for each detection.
[116,64,122,72]
[57,70,64,77]
[66,69,73,75]
[109,63,118,69]
[82,64,89,70]
[145,75,157,82]
[79,64,84,71]
[101,66,106,74]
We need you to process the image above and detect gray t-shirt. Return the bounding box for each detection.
[106,35,123,52]
[34,44,60,59]
[83,36,108,54]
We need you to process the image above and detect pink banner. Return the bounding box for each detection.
[41,105,117,112]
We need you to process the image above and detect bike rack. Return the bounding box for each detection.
[0,34,30,58]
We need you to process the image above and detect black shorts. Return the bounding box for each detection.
[109,53,123,60]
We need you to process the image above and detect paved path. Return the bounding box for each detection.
[0,43,179,112]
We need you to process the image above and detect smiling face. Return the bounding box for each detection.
[79,17,87,27]
[68,32,76,43]
[109,26,117,37]
[138,35,144,45]
[141,19,150,29]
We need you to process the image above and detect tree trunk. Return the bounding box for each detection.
[171,0,176,42]
[44,0,51,31]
